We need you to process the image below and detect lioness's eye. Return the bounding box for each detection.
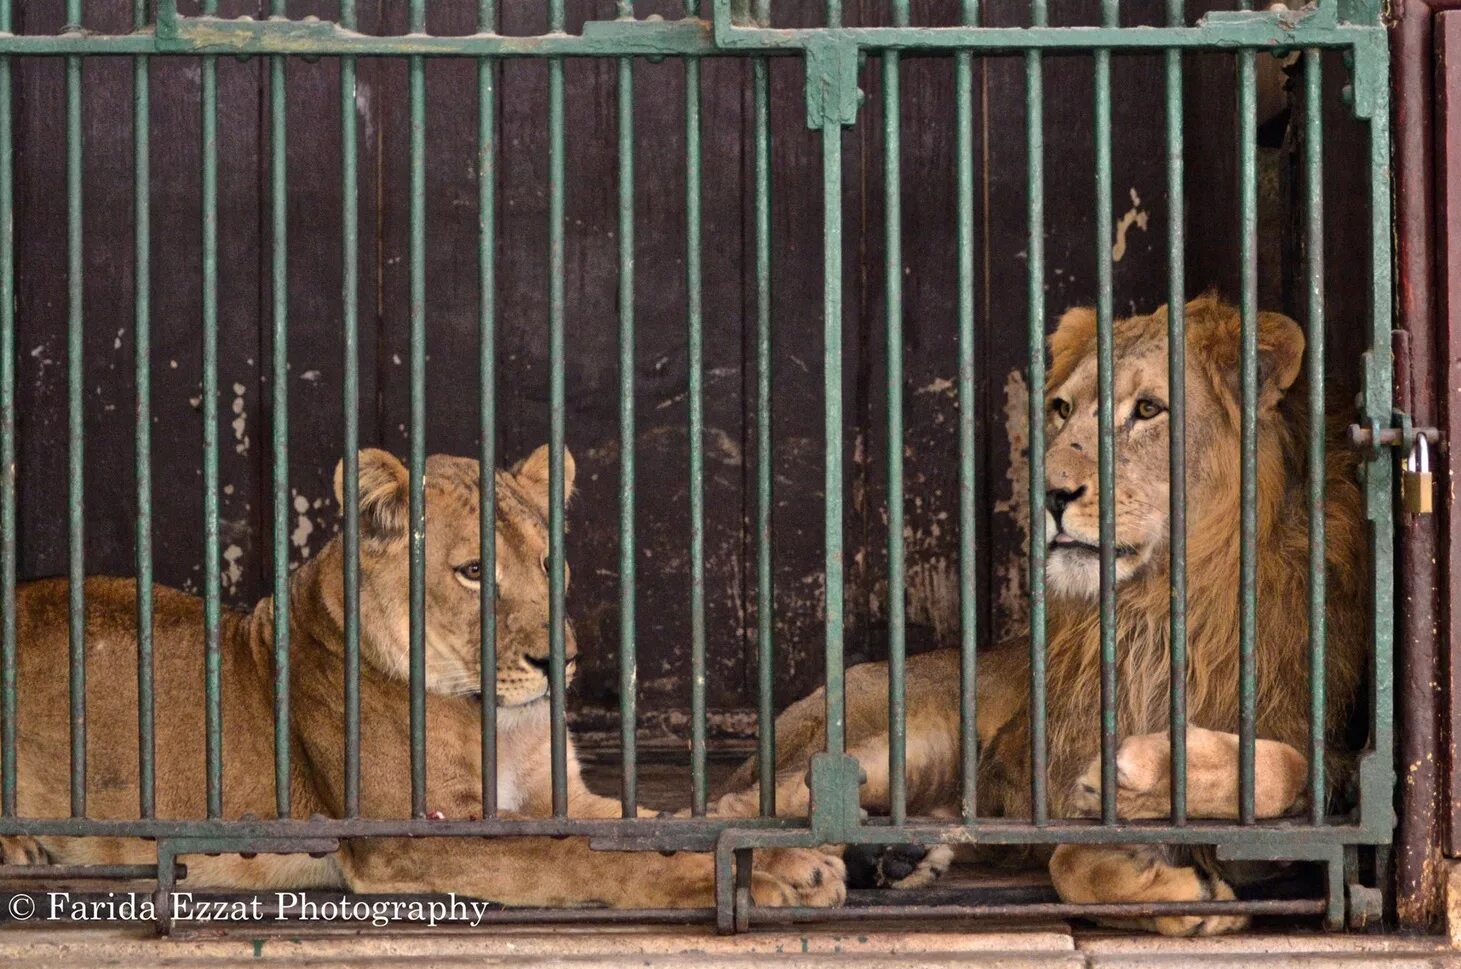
[1134,398,1166,420]
[1049,398,1072,421]
[455,561,483,583]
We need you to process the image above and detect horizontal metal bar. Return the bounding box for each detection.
[748,898,1327,924]
[0,817,1389,848]
[0,863,186,880]
[0,20,1380,56]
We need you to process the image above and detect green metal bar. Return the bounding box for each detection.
[821,117,845,758]
[686,48,708,819]
[1303,48,1326,826]
[66,24,86,819]
[1165,0,1187,827]
[1094,0,1118,828]
[0,20,1382,57]
[617,39,637,818]
[1025,0,1047,826]
[269,0,291,821]
[0,0,12,821]
[339,0,361,820]
[753,41,776,818]
[883,41,906,826]
[548,52,569,818]
[1237,46,1258,826]
[409,46,427,818]
[479,0,499,819]
[955,42,977,821]
[133,0,154,820]
[201,11,222,820]
[827,0,841,27]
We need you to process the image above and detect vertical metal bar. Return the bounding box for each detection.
[1165,0,1187,828]
[884,3,907,827]
[269,0,291,821]
[956,0,979,821]
[339,0,362,820]
[201,0,222,820]
[1303,48,1326,826]
[1025,0,1047,827]
[1237,46,1259,826]
[0,0,13,821]
[547,0,569,819]
[821,118,845,759]
[133,0,154,820]
[1094,0,1118,827]
[616,12,637,818]
[686,36,707,819]
[479,0,500,820]
[66,2,87,820]
[408,0,428,820]
[826,0,841,27]
[752,19,776,818]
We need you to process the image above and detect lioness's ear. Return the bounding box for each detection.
[1046,306,1097,391]
[333,449,409,544]
[512,444,577,516]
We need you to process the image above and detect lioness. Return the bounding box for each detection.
[713,296,1368,934]
[1,445,844,909]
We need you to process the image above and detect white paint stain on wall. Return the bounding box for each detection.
[291,493,314,556]
[222,544,244,594]
[1111,188,1149,263]
[231,382,250,456]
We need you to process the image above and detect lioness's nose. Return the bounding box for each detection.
[1047,485,1086,526]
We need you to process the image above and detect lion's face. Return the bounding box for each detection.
[333,444,577,708]
[1040,297,1304,601]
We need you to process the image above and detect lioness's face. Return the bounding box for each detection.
[1040,299,1304,600]
[336,444,578,708]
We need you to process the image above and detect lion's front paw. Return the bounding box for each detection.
[844,842,954,890]
[755,848,846,907]
[0,835,49,866]
[1151,873,1248,938]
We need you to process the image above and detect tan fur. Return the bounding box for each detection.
[6,446,844,909]
[715,297,1367,933]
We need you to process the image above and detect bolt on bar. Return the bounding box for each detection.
[686,20,708,817]
[1094,0,1119,827]
[752,2,775,817]
[616,0,638,820]
[1303,48,1327,826]
[480,0,501,820]
[955,0,979,822]
[408,0,429,820]
[1237,45,1259,826]
[340,0,362,820]
[884,0,908,827]
[1165,0,1188,827]
[269,0,291,820]
[66,0,87,820]
[1026,0,1048,826]
[133,0,155,821]
[547,0,570,819]
[0,0,12,821]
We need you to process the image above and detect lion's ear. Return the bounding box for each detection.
[1046,306,1097,390]
[512,444,576,516]
[1200,304,1306,410]
[333,449,409,544]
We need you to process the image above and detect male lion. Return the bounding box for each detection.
[1,445,844,910]
[713,296,1368,935]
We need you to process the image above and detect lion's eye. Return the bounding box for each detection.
[1050,398,1072,421]
[539,553,549,575]
[455,561,483,583]
[1134,398,1166,420]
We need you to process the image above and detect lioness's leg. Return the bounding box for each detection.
[1072,726,1309,821]
[1049,843,1247,937]
[0,835,49,866]
[339,836,809,910]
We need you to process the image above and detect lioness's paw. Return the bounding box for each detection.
[756,848,846,907]
[1074,732,1176,819]
[0,835,48,866]
[844,842,954,890]
[1152,874,1248,937]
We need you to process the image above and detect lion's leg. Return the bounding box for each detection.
[1049,843,1247,937]
[0,835,49,866]
[1074,726,1309,821]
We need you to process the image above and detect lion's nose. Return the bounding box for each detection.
[1046,485,1086,528]
[524,653,576,674]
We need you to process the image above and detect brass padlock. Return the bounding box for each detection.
[1401,435,1434,515]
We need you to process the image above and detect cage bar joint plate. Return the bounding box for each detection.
[806,752,864,843]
